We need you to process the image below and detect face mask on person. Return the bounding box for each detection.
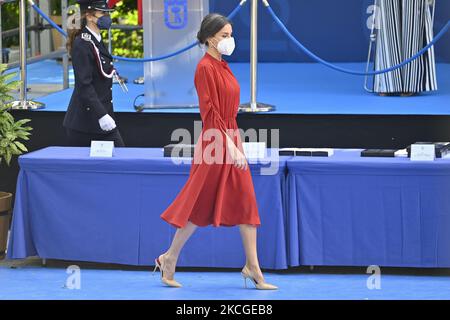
[213,37,235,56]
[96,15,112,30]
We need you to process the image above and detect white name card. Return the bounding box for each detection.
[243,142,266,159]
[90,141,114,158]
[410,144,435,161]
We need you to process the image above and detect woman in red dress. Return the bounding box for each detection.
[155,14,277,290]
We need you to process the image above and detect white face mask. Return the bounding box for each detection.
[214,37,235,56]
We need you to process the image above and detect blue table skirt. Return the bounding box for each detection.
[287,149,450,268]
[7,147,289,269]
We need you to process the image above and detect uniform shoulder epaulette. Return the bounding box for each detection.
[81,33,92,42]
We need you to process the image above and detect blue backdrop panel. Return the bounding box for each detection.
[7,147,289,269]
[210,0,450,62]
[286,150,450,268]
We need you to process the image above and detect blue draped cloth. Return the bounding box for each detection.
[7,147,289,269]
[10,146,450,269]
[287,149,450,268]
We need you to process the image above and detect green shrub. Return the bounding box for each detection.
[0,64,32,166]
[108,2,142,58]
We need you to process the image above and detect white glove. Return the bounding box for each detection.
[98,114,116,132]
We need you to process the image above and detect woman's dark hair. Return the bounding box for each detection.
[197,13,232,46]
[66,9,95,55]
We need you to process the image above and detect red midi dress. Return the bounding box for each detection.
[160,52,261,228]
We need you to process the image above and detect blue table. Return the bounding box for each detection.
[7,147,289,269]
[287,149,450,268]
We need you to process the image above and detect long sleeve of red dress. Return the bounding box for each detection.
[160,53,261,228]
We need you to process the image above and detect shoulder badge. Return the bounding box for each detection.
[81,33,91,41]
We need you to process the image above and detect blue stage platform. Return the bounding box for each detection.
[2,260,450,299]
[11,59,450,116]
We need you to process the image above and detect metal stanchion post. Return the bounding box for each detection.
[8,0,45,110]
[108,28,112,54]
[239,0,275,112]
[364,0,378,93]
[61,0,68,89]
[29,0,38,56]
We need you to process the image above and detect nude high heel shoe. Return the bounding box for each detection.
[153,255,182,288]
[241,266,278,290]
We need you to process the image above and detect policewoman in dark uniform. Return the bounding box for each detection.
[64,0,125,147]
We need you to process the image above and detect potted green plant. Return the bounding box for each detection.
[0,63,32,260]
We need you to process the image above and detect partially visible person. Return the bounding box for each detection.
[63,0,125,146]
